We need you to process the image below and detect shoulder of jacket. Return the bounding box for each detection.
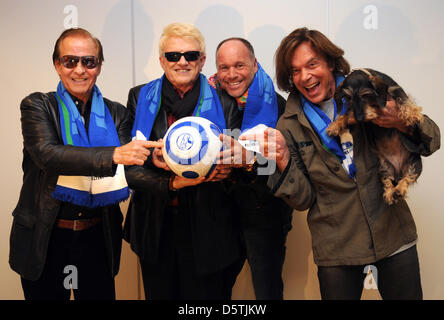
[127,83,149,109]
[20,91,57,111]
[275,91,287,103]
[22,91,53,103]
[282,91,303,118]
[103,96,125,108]
[275,91,287,117]
[129,83,146,96]
[102,97,128,119]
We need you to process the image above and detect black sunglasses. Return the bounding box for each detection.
[58,55,100,69]
[164,51,201,62]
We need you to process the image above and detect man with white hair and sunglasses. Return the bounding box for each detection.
[123,22,242,299]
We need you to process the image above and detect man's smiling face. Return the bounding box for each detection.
[159,36,205,95]
[290,41,336,104]
[54,35,101,104]
[216,39,257,98]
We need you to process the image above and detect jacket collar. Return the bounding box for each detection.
[282,91,312,130]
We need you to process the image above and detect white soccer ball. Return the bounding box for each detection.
[162,116,223,179]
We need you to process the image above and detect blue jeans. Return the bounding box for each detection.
[317,245,422,300]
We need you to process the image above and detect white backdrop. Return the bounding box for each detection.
[0,0,442,299]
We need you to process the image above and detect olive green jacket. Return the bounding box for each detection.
[268,91,440,266]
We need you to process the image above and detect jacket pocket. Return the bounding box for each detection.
[9,209,37,268]
[12,208,36,228]
[299,144,327,185]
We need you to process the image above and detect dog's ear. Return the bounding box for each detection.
[388,85,408,104]
[370,76,388,108]
[334,83,346,112]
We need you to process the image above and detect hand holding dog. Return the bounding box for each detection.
[345,96,410,134]
[373,97,410,134]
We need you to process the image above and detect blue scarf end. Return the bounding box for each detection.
[52,186,92,207]
[92,187,130,207]
[52,185,130,208]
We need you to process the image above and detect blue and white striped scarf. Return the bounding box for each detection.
[301,75,356,179]
[52,81,129,207]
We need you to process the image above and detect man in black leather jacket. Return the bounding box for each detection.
[10,28,156,300]
[212,38,293,299]
[123,23,243,299]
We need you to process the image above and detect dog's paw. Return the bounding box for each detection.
[398,98,424,126]
[393,189,404,202]
[394,182,409,200]
[407,106,424,126]
[326,123,340,136]
[383,187,396,205]
[326,127,338,136]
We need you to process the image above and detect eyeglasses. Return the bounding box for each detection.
[58,55,100,69]
[163,51,201,62]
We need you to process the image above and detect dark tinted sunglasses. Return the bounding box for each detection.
[58,55,100,69]
[164,51,200,62]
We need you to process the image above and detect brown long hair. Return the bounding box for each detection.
[275,27,350,92]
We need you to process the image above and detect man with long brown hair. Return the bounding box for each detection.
[243,27,440,299]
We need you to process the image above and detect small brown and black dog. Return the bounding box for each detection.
[327,68,423,204]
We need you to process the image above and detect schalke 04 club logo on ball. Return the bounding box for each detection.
[162,116,222,179]
[177,133,194,151]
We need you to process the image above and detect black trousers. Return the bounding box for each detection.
[140,206,234,300]
[21,223,115,300]
[240,223,291,300]
[317,245,423,300]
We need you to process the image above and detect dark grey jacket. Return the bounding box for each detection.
[268,91,440,266]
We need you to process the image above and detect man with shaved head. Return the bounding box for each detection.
[211,38,293,300]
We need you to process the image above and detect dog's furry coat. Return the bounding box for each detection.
[327,68,423,204]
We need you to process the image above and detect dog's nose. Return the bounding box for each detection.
[356,112,365,122]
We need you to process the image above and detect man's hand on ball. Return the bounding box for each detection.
[171,175,206,190]
[113,140,163,166]
[152,139,170,171]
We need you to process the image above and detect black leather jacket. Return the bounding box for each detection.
[10,91,131,281]
[123,84,243,275]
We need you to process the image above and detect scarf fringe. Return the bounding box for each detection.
[91,187,130,208]
[52,185,130,208]
[52,186,92,207]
